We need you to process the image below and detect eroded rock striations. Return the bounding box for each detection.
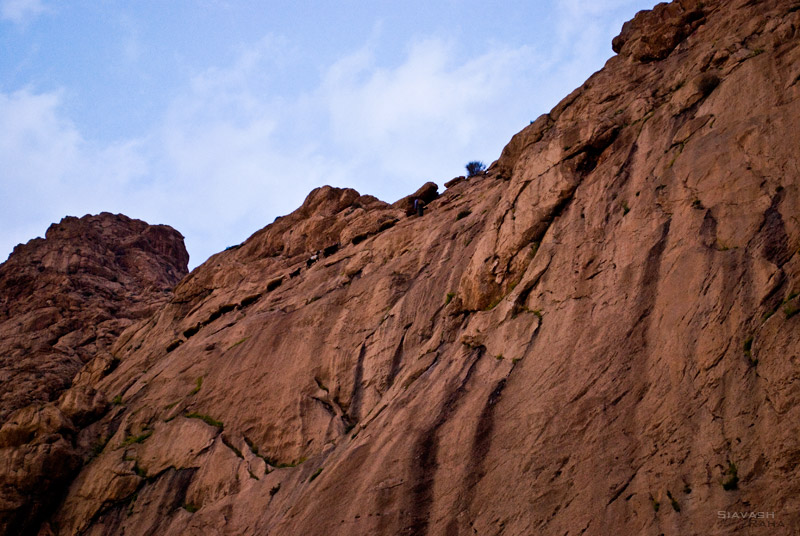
[2,0,800,534]
[0,213,188,535]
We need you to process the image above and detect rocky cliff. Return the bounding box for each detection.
[0,213,188,535]
[2,0,800,534]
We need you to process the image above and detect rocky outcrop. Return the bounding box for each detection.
[3,0,800,534]
[0,213,188,535]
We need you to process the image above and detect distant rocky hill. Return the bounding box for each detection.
[2,0,800,534]
[0,213,188,534]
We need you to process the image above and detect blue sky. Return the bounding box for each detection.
[1,0,657,268]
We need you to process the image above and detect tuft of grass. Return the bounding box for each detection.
[722,462,739,490]
[133,463,147,478]
[186,412,223,430]
[485,296,503,311]
[112,395,124,405]
[651,495,660,512]
[445,292,455,305]
[183,503,199,513]
[309,467,323,482]
[229,337,249,350]
[531,309,543,320]
[89,436,109,458]
[495,354,504,361]
[190,376,203,396]
[121,430,153,447]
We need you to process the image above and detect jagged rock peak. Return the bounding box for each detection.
[6,212,188,288]
[612,0,709,62]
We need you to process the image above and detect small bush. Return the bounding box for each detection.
[445,292,455,305]
[133,463,147,478]
[651,495,660,512]
[465,161,486,177]
[309,467,323,482]
[190,376,203,396]
[121,430,153,447]
[722,462,739,490]
[90,436,109,458]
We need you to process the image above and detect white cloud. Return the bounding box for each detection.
[320,38,542,198]
[1,0,47,24]
[1,8,654,268]
[0,89,149,261]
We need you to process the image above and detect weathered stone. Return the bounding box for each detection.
[4,0,800,534]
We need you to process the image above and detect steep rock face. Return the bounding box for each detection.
[0,213,188,535]
[4,0,800,534]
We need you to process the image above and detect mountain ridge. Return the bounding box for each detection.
[2,0,800,534]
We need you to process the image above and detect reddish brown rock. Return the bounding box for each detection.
[5,0,800,534]
[0,213,187,535]
[392,181,440,215]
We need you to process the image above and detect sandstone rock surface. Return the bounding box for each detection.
[0,213,188,535]
[3,0,800,534]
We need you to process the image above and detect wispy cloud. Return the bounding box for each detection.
[0,5,650,268]
[1,0,47,24]
[0,89,149,258]
[319,37,544,200]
